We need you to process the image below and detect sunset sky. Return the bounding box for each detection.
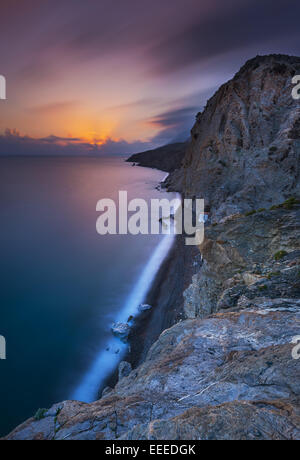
[1,0,300,155]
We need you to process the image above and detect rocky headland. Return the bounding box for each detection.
[126,142,187,173]
[5,54,300,440]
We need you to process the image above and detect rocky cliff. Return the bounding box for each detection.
[165,54,300,221]
[5,55,300,440]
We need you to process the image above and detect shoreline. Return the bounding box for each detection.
[5,53,300,441]
[126,234,201,366]
[103,209,201,393]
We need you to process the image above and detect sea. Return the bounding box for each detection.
[0,155,176,436]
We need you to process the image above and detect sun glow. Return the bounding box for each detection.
[61,116,118,145]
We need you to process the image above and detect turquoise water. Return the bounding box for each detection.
[0,156,175,436]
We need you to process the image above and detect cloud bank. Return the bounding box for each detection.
[0,130,153,157]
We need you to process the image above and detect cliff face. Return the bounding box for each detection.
[5,55,300,440]
[184,203,300,319]
[166,55,300,221]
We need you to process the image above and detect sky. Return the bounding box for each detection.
[0,0,300,155]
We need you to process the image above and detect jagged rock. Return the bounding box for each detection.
[118,361,132,380]
[111,323,131,342]
[122,400,300,440]
[183,269,219,318]
[184,205,300,318]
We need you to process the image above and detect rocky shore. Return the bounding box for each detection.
[5,54,300,440]
[101,234,200,394]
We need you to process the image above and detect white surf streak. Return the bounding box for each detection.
[71,233,176,403]
[116,233,175,323]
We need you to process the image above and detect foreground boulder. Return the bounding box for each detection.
[139,304,152,312]
[111,322,131,342]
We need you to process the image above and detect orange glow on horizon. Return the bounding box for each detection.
[52,115,119,145]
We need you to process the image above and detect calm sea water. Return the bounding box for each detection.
[0,156,175,436]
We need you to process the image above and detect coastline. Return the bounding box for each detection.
[126,232,201,368]
[5,54,300,441]
[71,162,179,403]
[102,163,199,393]
[103,231,200,392]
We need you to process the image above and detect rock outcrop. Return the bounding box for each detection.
[111,322,131,342]
[184,202,300,319]
[5,55,300,440]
